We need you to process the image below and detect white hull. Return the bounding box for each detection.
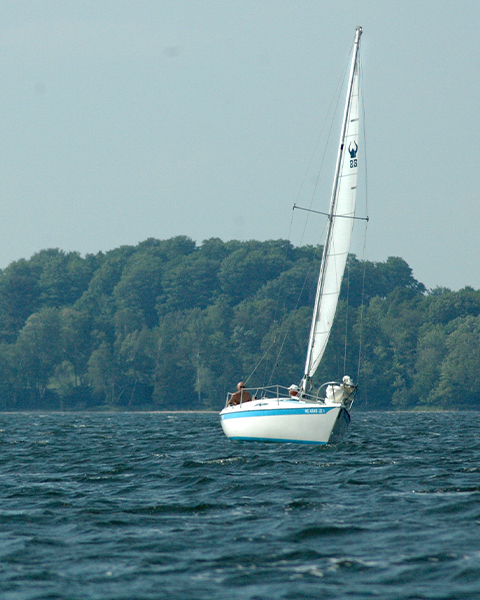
[220,398,350,445]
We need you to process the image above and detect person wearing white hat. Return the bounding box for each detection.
[288,384,299,397]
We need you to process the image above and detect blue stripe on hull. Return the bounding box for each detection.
[220,406,336,420]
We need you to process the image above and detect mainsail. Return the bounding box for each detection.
[303,26,362,383]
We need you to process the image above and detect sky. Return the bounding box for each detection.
[0,1,479,291]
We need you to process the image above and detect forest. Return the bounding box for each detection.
[0,235,478,411]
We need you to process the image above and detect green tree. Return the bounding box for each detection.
[117,327,160,408]
[87,341,123,406]
[0,343,16,409]
[152,313,196,409]
[45,308,95,407]
[412,323,448,406]
[31,248,98,308]
[160,256,221,313]
[75,246,136,336]
[14,308,61,406]
[427,315,480,409]
[114,251,164,328]
[219,241,289,304]
[426,286,480,325]
[0,259,41,340]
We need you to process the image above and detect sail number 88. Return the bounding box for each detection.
[350,159,357,168]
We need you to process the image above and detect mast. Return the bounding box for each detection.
[302,26,362,390]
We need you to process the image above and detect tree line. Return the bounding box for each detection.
[0,236,477,411]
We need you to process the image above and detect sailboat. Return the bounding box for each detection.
[220,26,363,444]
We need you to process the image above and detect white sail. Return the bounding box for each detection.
[304,27,362,381]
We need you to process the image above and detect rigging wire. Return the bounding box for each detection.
[356,55,370,390]
[244,39,364,389]
[343,264,351,374]
[245,335,282,386]
[247,61,350,387]
[262,51,354,386]
[265,242,319,387]
[259,211,297,386]
[297,59,350,245]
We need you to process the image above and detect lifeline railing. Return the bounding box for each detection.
[224,382,356,409]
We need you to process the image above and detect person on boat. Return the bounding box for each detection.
[342,375,356,399]
[326,376,356,403]
[228,382,252,406]
[288,384,299,397]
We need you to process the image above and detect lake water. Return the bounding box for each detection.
[0,411,479,599]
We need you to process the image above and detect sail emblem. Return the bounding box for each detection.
[348,141,358,158]
[348,141,358,168]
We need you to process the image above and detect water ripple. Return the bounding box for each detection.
[0,411,478,599]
